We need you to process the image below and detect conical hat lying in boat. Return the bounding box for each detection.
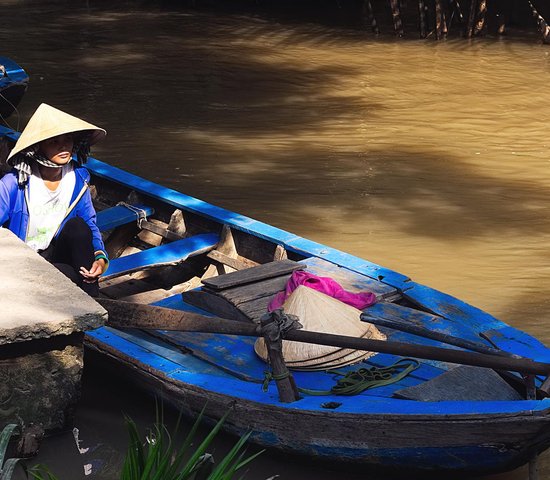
[286,343,372,370]
[254,286,386,369]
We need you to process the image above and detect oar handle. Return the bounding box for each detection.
[283,329,550,376]
[360,312,518,358]
[98,298,550,376]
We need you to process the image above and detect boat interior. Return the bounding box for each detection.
[88,165,550,404]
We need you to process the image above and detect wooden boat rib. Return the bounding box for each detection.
[2,127,550,475]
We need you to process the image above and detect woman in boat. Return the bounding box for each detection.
[0,103,108,296]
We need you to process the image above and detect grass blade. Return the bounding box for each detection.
[0,457,23,480]
[0,424,18,469]
[180,412,229,478]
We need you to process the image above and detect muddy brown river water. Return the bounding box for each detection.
[3,1,550,478]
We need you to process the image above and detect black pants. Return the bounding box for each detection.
[40,217,99,297]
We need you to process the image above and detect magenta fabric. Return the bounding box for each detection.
[268,270,377,311]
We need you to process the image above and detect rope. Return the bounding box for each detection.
[116,201,148,228]
[262,358,420,396]
[262,370,291,392]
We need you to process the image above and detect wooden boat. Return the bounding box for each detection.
[0,57,28,120]
[1,125,550,476]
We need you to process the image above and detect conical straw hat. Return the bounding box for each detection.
[254,286,385,368]
[290,351,372,371]
[285,314,385,371]
[286,313,386,368]
[287,348,370,370]
[7,103,106,163]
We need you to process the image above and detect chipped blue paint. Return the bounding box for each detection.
[402,281,503,330]
[103,232,219,279]
[481,326,550,363]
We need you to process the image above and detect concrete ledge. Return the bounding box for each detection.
[0,228,108,432]
[0,228,107,345]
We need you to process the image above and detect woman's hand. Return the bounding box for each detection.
[80,258,107,283]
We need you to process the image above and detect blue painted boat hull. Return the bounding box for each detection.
[87,325,550,474]
[2,127,550,475]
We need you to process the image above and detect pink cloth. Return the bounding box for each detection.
[268,270,377,312]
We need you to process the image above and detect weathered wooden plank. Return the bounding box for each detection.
[401,281,503,331]
[393,366,523,401]
[480,327,550,363]
[183,287,271,322]
[182,289,251,322]
[202,259,303,291]
[211,274,292,306]
[193,255,402,325]
[361,307,509,357]
[119,282,192,304]
[141,220,183,242]
[233,297,272,321]
[105,222,140,260]
[206,249,259,271]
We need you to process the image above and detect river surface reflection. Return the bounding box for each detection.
[3,2,550,479]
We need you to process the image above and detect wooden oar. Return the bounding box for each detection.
[360,311,519,358]
[97,298,550,376]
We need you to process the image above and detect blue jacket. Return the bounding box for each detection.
[0,165,107,256]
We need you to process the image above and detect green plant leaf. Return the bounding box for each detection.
[118,406,262,480]
[180,411,230,478]
[208,432,263,480]
[121,416,146,480]
[27,464,59,480]
[0,424,18,469]
[0,457,23,480]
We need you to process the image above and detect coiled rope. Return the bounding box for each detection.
[263,358,420,396]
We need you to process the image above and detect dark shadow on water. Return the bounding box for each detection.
[3,3,550,245]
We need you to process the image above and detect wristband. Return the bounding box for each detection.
[94,252,109,268]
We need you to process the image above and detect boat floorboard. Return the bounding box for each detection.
[149,293,449,398]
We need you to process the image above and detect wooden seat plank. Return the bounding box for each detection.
[96,204,155,231]
[202,259,303,291]
[183,273,294,322]
[102,233,219,281]
[186,256,402,323]
[210,275,291,306]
